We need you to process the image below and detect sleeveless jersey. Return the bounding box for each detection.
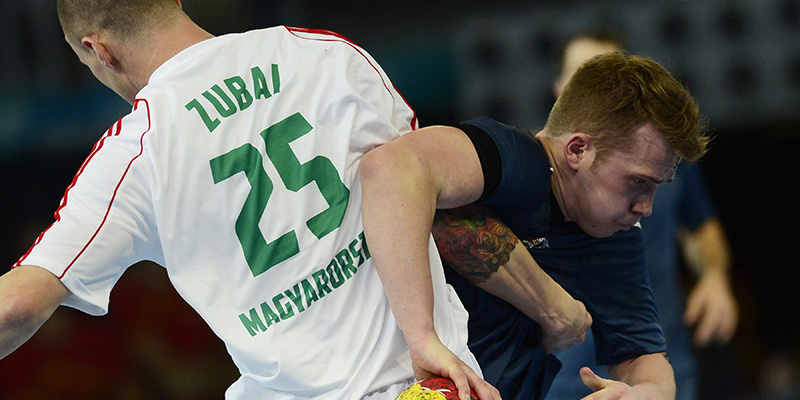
[15,26,473,399]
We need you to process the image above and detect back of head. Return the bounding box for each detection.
[545,52,710,163]
[555,30,625,77]
[57,0,182,44]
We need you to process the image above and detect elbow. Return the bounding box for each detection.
[0,267,68,332]
[360,144,405,184]
[360,143,422,197]
[0,290,43,331]
[0,292,46,360]
[359,146,384,184]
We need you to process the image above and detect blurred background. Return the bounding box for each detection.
[1,0,798,398]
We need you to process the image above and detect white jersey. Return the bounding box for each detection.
[16,26,475,399]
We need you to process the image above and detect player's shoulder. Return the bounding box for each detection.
[462,117,536,140]
[106,99,153,140]
[464,118,543,162]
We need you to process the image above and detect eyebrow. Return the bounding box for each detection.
[636,173,673,184]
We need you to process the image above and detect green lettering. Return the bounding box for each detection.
[239,308,267,337]
[260,301,281,327]
[271,63,280,94]
[312,269,332,298]
[337,248,357,279]
[224,75,253,111]
[210,144,299,277]
[301,278,319,307]
[251,66,272,100]
[272,293,294,320]
[261,113,349,240]
[349,238,364,267]
[359,231,371,260]
[186,98,221,133]
[203,84,237,118]
[284,284,306,313]
[326,259,345,289]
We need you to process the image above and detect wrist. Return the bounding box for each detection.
[702,268,731,285]
[402,323,438,348]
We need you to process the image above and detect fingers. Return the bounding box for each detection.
[694,320,714,347]
[580,366,608,392]
[541,329,586,354]
[448,367,472,400]
[684,289,739,347]
[692,308,737,347]
[457,365,502,400]
[683,290,701,327]
[540,302,591,353]
[717,307,738,343]
[407,335,501,400]
[481,381,502,400]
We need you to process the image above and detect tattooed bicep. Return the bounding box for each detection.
[432,205,519,284]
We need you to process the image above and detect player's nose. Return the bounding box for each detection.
[631,195,654,217]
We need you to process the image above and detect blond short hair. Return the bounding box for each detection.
[545,52,710,163]
[57,0,181,44]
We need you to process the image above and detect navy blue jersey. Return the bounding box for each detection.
[448,117,667,399]
[546,161,716,400]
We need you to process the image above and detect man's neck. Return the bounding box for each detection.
[535,131,573,223]
[125,16,214,93]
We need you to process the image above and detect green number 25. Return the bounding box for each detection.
[209,112,350,277]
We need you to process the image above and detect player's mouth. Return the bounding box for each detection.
[619,220,638,230]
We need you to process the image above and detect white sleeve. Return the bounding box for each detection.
[15,101,162,315]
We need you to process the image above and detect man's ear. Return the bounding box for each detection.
[81,35,118,70]
[563,133,593,171]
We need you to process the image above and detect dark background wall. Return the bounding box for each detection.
[1,1,798,398]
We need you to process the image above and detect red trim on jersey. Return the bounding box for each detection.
[284,26,419,130]
[13,118,123,268]
[14,100,152,279]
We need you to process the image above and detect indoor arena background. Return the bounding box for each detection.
[1,1,798,399]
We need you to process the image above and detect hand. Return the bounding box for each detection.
[579,367,642,400]
[683,269,738,347]
[540,296,592,353]
[407,331,501,400]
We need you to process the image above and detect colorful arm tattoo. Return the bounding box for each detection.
[432,204,519,284]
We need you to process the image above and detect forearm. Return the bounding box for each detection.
[0,266,69,359]
[359,127,484,343]
[433,207,588,338]
[680,218,731,276]
[361,149,439,342]
[480,244,581,333]
[680,218,738,345]
[607,353,675,400]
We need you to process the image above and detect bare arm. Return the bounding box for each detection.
[0,265,69,359]
[579,353,675,400]
[360,126,498,400]
[679,218,738,346]
[432,206,592,352]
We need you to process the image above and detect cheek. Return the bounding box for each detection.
[593,188,634,219]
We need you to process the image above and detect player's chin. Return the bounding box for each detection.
[618,223,635,231]
[582,223,619,238]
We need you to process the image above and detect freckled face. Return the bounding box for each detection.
[571,123,678,238]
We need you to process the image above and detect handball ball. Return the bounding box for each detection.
[396,377,478,400]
